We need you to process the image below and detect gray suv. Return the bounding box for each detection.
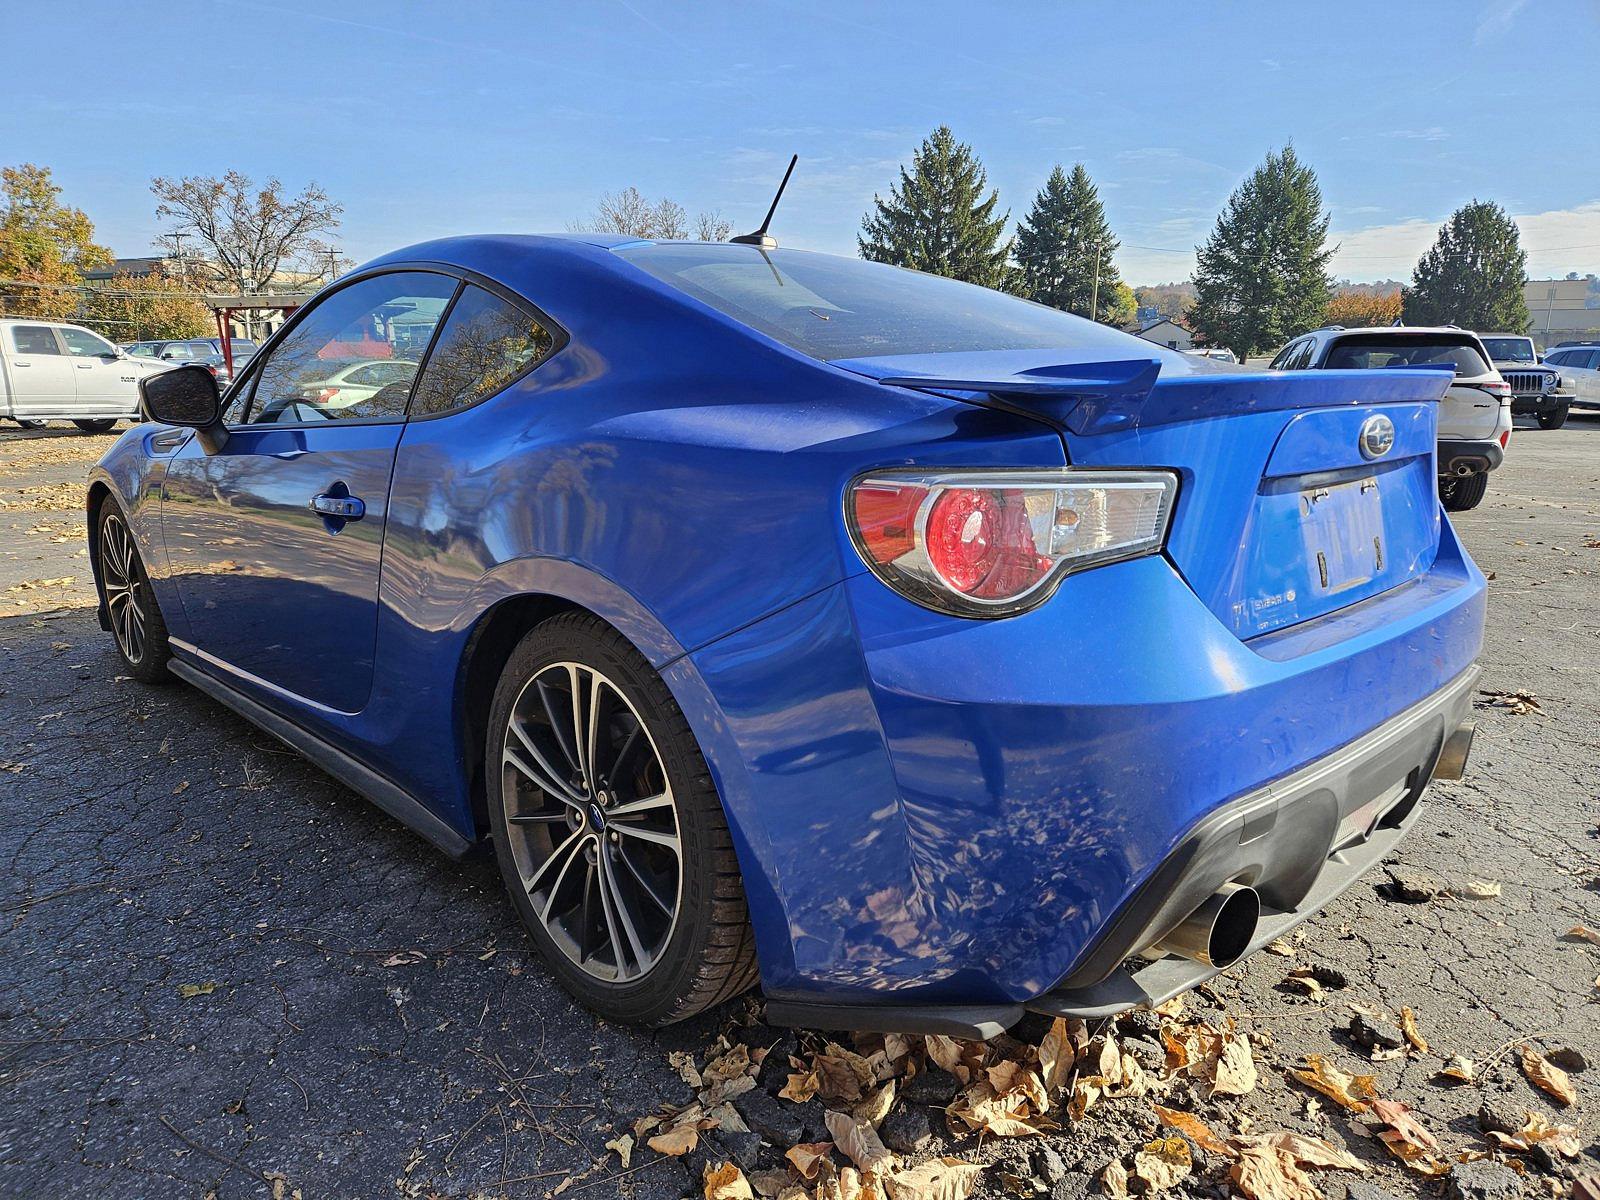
[1479,335,1569,430]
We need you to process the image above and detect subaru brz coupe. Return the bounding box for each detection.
[90,235,1484,1036]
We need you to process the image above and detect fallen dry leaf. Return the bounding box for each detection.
[1398,1007,1428,1054]
[670,1049,704,1089]
[814,1043,877,1105]
[1152,1105,1234,1158]
[1230,1143,1320,1200]
[604,1134,633,1168]
[647,1104,711,1157]
[1099,1160,1130,1199]
[379,950,427,967]
[1438,1055,1477,1084]
[785,1142,835,1182]
[824,1109,895,1176]
[1264,937,1296,956]
[1565,924,1600,947]
[1487,1111,1582,1160]
[853,1081,896,1129]
[1133,1138,1192,1192]
[1368,1098,1447,1175]
[1455,878,1502,900]
[882,1157,983,1200]
[923,1035,984,1086]
[177,981,218,998]
[1247,1132,1365,1172]
[1211,1024,1258,1097]
[1478,688,1544,716]
[1520,1044,1578,1106]
[1289,1054,1378,1112]
[1037,1017,1076,1093]
[780,1059,821,1104]
[704,1162,755,1200]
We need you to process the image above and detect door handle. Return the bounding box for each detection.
[75,363,94,370]
[310,492,365,520]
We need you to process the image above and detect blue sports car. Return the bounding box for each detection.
[91,234,1484,1036]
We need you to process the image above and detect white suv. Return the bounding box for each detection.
[1269,326,1511,512]
[1541,343,1600,414]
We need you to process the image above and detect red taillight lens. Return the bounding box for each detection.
[317,387,341,403]
[1500,428,1510,449]
[852,482,926,564]
[846,469,1178,618]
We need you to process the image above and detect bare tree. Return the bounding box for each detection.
[575,187,728,241]
[151,172,342,296]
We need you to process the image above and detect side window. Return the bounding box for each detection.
[1268,342,1295,370]
[243,271,456,426]
[409,285,555,418]
[60,328,116,357]
[1581,351,1600,370]
[11,326,61,355]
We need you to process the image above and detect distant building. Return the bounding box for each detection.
[1127,315,1195,351]
[1525,277,1600,347]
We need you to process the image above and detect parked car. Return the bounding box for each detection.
[1270,325,1510,511]
[192,336,261,369]
[1183,347,1238,364]
[1478,334,1570,429]
[1541,344,1600,413]
[296,357,421,409]
[93,236,1484,1034]
[2,318,169,431]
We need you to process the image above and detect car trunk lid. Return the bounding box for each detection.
[834,349,1451,639]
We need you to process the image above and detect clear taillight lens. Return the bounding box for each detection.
[847,469,1178,617]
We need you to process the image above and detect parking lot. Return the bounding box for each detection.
[2,417,1598,1199]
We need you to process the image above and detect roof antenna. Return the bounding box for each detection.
[730,154,797,249]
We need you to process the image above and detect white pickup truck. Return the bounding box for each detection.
[0,318,169,432]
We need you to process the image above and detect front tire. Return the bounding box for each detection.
[1537,401,1569,431]
[97,500,171,682]
[1440,472,1489,512]
[486,612,757,1026]
[74,419,118,434]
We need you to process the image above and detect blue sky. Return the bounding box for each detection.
[9,0,1599,284]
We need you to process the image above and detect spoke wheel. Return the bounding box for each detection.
[100,511,147,665]
[500,661,683,984]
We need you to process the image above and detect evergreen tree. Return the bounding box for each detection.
[1188,146,1335,360]
[1013,164,1124,320]
[1402,201,1529,331]
[859,127,1010,288]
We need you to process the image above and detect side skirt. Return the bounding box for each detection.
[168,658,474,860]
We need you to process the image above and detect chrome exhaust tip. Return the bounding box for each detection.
[1455,462,1475,477]
[1434,721,1475,781]
[1152,883,1261,969]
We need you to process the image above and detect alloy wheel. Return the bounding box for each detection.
[100,513,146,664]
[500,662,682,984]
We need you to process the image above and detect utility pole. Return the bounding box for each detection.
[1089,241,1102,323]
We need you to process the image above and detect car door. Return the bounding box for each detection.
[159,270,458,713]
[1574,350,1600,404]
[6,324,79,417]
[58,326,132,408]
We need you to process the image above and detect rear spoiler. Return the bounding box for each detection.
[872,357,1454,435]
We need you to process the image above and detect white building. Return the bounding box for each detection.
[1129,316,1195,351]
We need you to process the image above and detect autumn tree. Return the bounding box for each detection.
[151,172,342,295]
[1322,288,1402,329]
[1188,146,1335,360]
[1013,164,1124,320]
[0,163,112,320]
[80,266,212,342]
[1104,281,1138,329]
[576,187,729,240]
[1402,201,1530,331]
[859,126,1010,288]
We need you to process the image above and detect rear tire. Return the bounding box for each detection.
[1440,472,1489,512]
[96,499,171,682]
[486,611,757,1026]
[1537,401,1569,431]
[73,419,117,434]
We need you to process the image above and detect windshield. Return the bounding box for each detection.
[1324,334,1491,376]
[615,243,1160,362]
[1481,337,1536,363]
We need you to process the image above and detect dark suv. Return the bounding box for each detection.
[1480,335,1570,429]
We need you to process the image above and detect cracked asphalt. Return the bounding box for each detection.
[2,417,1598,1199]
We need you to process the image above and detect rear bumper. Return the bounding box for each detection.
[1438,437,1504,477]
[766,665,1479,1037]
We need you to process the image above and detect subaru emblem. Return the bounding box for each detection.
[1359,414,1395,460]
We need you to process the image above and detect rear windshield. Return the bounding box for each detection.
[1480,337,1535,363]
[1324,335,1491,376]
[615,242,1156,362]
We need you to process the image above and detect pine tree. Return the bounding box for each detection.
[1402,201,1529,331]
[859,127,1010,288]
[1188,146,1335,360]
[1013,164,1124,320]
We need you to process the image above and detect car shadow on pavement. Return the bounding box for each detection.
[0,608,720,1199]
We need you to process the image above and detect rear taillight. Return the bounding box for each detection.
[1476,380,1511,399]
[317,387,341,403]
[847,469,1178,617]
[1500,429,1510,449]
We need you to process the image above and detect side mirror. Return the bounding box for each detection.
[139,365,228,453]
